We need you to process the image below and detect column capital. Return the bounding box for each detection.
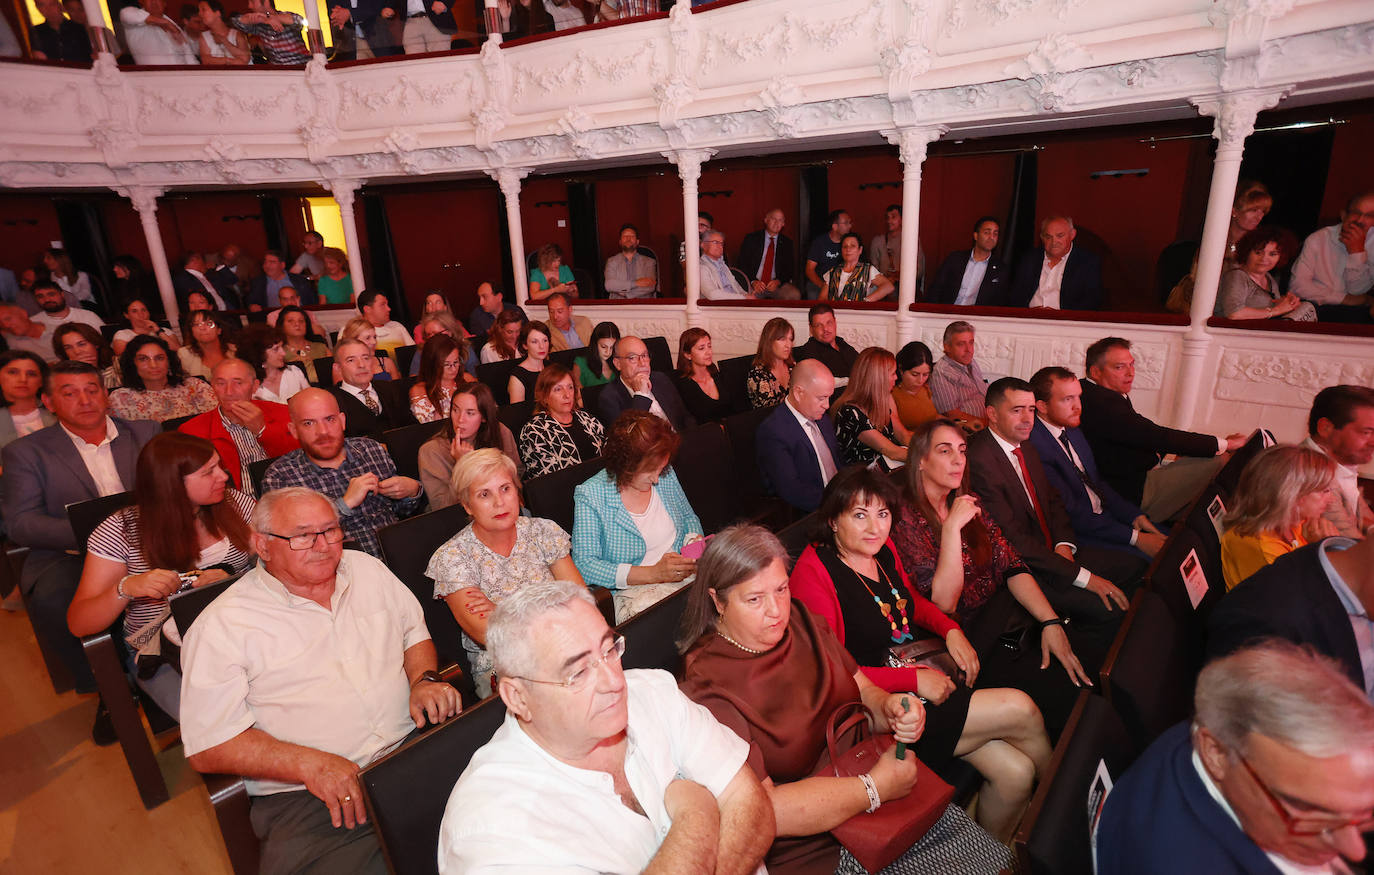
[881,126,946,166]
[1189,87,1290,148]
[662,149,716,184]
[485,166,532,199]
[322,177,366,208]
[114,186,166,214]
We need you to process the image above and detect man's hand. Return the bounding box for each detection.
[627,372,652,394]
[430,0,446,12]
[634,276,655,288]
[301,749,367,829]
[1303,515,1340,542]
[1134,530,1166,558]
[381,6,395,15]
[1132,514,1163,536]
[329,5,350,27]
[1085,573,1129,611]
[1224,432,1248,452]
[377,475,421,500]
[238,11,268,23]
[343,472,379,508]
[750,280,767,295]
[409,678,461,728]
[223,400,265,435]
[1054,544,1076,563]
[943,628,980,686]
[1340,222,1367,255]
[1040,624,1092,686]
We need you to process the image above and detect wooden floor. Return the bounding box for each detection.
[0,606,232,874]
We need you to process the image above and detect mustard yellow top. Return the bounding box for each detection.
[1220,527,1306,591]
[892,385,939,432]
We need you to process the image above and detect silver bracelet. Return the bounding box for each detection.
[115,575,134,600]
[859,773,881,814]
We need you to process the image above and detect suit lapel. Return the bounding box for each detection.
[43,425,99,498]
[110,422,142,489]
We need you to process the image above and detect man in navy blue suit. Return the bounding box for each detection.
[1027,366,1165,561]
[1097,641,1374,875]
[597,336,691,432]
[1008,215,1104,310]
[755,359,840,514]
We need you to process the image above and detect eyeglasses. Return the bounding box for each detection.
[1237,753,1374,837]
[617,353,650,363]
[508,635,626,691]
[265,525,344,551]
[442,360,462,370]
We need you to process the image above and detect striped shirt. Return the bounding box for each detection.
[232,12,310,65]
[88,489,256,641]
[220,408,268,490]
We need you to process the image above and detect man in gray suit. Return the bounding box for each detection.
[2,361,160,697]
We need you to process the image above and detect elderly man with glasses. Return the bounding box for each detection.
[596,335,692,432]
[1096,640,1374,874]
[698,230,752,300]
[181,486,460,875]
[438,579,772,873]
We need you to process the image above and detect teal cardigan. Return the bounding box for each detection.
[571,466,703,591]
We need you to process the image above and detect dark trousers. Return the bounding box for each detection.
[22,553,94,692]
[250,789,388,875]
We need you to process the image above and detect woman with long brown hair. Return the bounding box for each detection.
[831,346,910,469]
[53,322,121,390]
[67,432,256,717]
[745,316,795,408]
[178,310,236,381]
[417,383,521,510]
[480,308,525,364]
[674,327,734,423]
[410,334,475,423]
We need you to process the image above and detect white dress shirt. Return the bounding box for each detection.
[1290,224,1374,306]
[438,669,757,874]
[62,417,125,497]
[179,550,431,795]
[1302,436,1363,529]
[1028,247,1071,309]
[32,307,104,333]
[620,376,667,421]
[120,6,200,64]
[184,268,227,310]
[988,427,1090,587]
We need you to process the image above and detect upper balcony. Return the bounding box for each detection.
[3,0,1374,191]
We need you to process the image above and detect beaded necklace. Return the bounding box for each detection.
[844,554,913,644]
[717,629,763,655]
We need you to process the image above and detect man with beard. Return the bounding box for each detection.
[603,224,658,299]
[261,388,423,557]
[29,281,104,335]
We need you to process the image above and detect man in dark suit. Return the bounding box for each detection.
[1207,537,1372,694]
[180,358,299,491]
[1027,366,1166,561]
[1008,215,1104,310]
[926,215,1007,305]
[597,336,691,432]
[736,208,801,300]
[793,303,860,378]
[1078,336,1246,520]
[1097,642,1374,875]
[173,251,236,311]
[326,0,400,59]
[967,377,1142,624]
[755,359,840,514]
[329,339,416,439]
[1,361,160,695]
[247,250,317,311]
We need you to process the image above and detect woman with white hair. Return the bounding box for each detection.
[1220,444,1338,590]
[426,448,585,697]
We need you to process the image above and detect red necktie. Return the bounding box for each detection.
[1012,446,1053,547]
[760,236,775,283]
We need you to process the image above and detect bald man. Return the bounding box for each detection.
[179,358,298,490]
[755,359,840,512]
[260,389,423,557]
[596,336,691,431]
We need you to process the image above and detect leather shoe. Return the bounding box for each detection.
[91,701,117,747]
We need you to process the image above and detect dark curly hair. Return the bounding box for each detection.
[602,410,681,489]
[119,334,186,391]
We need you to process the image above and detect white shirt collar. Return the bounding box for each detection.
[61,416,117,449]
[989,426,1020,454]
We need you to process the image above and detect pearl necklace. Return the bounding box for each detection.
[717,629,763,655]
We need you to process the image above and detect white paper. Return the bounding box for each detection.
[1181,548,1208,609]
[1206,494,1227,541]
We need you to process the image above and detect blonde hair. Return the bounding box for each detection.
[340,316,377,345]
[450,447,518,509]
[1222,444,1335,537]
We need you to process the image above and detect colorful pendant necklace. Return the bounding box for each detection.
[847,557,913,643]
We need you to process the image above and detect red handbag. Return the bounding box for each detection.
[815,701,955,873]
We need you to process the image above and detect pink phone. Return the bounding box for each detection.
[680,536,712,561]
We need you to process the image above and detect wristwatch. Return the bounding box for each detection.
[411,670,443,688]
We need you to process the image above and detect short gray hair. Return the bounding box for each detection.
[1194,640,1374,759]
[488,580,596,680]
[250,487,336,534]
[450,448,518,508]
[942,321,974,344]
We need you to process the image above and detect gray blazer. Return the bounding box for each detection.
[0,407,56,454]
[1,417,160,562]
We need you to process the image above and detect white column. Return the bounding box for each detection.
[1173,88,1287,428]
[326,178,367,293]
[116,187,177,325]
[883,126,945,348]
[664,148,715,327]
[302,0,326,58]
[80,0,114,54]
[488,167,532,306]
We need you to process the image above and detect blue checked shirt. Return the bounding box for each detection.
[260,437,423,557]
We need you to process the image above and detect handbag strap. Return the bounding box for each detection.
[825,701,874,762]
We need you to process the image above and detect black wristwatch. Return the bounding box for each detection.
[1039,617,1070,630]
[411,670,443,688]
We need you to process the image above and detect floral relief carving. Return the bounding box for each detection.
[340,74,468,114]
[943,0,1084,37]
[1006,33,1092,113]
[512,43,661,101]
[137,84,291,125]
[751,77,806,140]
[701,0,883,68]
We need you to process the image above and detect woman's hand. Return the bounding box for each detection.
[650,552,695,585]
[449,435,474,463]
[915,668,954,704]
[943,628,980,686]
[943,494,980,533]
[196,568,230,587]
[868,743,919,804]
[1041,624,1093,687]
[122,569,182,600]
[882,692,925,744]
[1273,292,1302,316]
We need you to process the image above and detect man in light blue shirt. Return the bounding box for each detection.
[928,216,1007,306]
[698,231,749,300]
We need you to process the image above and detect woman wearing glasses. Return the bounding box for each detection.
[410,334,475,423]
[427,449,586,698]
[67,433,256,718]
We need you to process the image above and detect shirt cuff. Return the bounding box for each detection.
[1215,436,1228,455]
[1128,529,1139,546]
[333,497,355,518]
[1055,541,1077,556]
[1073,566,1091,588]
[614,564,631,589]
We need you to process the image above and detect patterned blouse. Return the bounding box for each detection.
[835,404,898,468]
[746,363,789,408]
[425,515,571,696]
[519,410,606,478]
[109,380,219,423]
[411,384,454,424]
[823,261,876,301]
[890,502,1030,617]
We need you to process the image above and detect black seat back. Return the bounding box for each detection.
[1144,526,1224,668]
[248,457,278,498]
[361,695,507,875]
[162,412,199,432]
[716,355,754,410]
[476,360,520,407]
[1214,428,1274,499]
[580,383,607,418]
[618,585,691,675]
[381,420,448,481]
[1013,691,1138,875]
[496,400,535,442]
[66,491,135,549]
[377,504,475,700]
[1100,589,1200,750]
[548,346,588,370]
[312,355,336,388]
[523,456,605,534]
[722,404,783,518]
[777,513,816,563]
[395,344,419,378]
[643,335,674,375]
[169,570,247,634]
[672,423,735,534]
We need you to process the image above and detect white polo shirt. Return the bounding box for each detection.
[180,550,431,795]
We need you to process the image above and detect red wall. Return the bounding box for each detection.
[920,152,1018,272]
[520,176,576,276]
[0,195,64,276]
[385,186,505,317]
[826,153,904,248]
[1319,114,1374,224]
